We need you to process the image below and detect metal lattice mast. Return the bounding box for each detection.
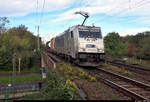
[37,26,40,51]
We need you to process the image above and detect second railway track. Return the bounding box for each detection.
[84,67,150,100]
[106,60,150,75]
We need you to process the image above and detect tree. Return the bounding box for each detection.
[0,33,13,69]
[104,32,127,58]
[137,35,150,59]
[0,25,42,70]
[123,31,150,59]
[0,17,9,35]
[126,43,136,57]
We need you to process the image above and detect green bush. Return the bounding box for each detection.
[41,70,76,100]
[22,70,77,100]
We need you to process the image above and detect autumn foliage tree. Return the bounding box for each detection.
[0,24,42,70]
[126,44,136,57]
[124,32,150,59]
[104,31,150,60]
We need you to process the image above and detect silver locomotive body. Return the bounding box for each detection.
[52,25,105,64]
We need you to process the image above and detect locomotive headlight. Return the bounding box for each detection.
[97,49,103,52]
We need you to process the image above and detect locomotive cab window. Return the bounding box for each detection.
[71,31,73,38]
[79,31,102,38]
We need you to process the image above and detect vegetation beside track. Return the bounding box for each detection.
[125,57,150,68]
[21,61,130,100]
[141,60,150,68]
[57,62,128,100]
[100,64,133,77]
[125,57,140,65]
[57,62,96,82]
[22,70,77,100]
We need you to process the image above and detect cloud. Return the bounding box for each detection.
[53,0,150,24]
[135,17,150,24]
[0,0,75,17]
[141,20,150,24]
[52,6,111,22]
[40,32,60,44]
[121,28,150,36]
[2,0,150,40]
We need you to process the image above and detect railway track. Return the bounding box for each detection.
[47,53,61,63]
[106,60,150,75]
[45,52,150,100]
[84,67,150,100]
[43,52,88,100]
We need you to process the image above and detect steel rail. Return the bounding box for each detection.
[100,77,148,100]
[96,68,150,89]
[45,51,150,100]
[84,67,150,100]
[107,61,150,73]
[47,53,61,63]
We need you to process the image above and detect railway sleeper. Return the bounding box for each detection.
[110,78,121,81]
[121,84,133,88]
[138,91,150,96]
[114,81,129,85]
[127,87,143,91]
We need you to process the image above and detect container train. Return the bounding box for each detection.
[49,25,105,66]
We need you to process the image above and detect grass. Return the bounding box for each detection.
[0,75,42,84]
[100,87,104,92]
[125,57,140,65]
[0,66,41,74]
[22,66,41,73]
[21,93,42,100]
[140,60,150,68]
[98,86,119,100]
[107,94,119,100]
[0,71,13,74]
[95,82,101,87]
[123,57,150,68]
[101,64,133,77]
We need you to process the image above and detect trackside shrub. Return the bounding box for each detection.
[57,62,97,81]
[66,79,78,93]
[88,75,96,82]
[41,70,77,100]
[22,70,77,100]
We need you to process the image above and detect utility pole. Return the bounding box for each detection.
[13,53,16,77]
[18,57,21,73]
[12,53,16,97]
[37,26,40,51]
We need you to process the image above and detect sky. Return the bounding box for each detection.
[1,0,150,43]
